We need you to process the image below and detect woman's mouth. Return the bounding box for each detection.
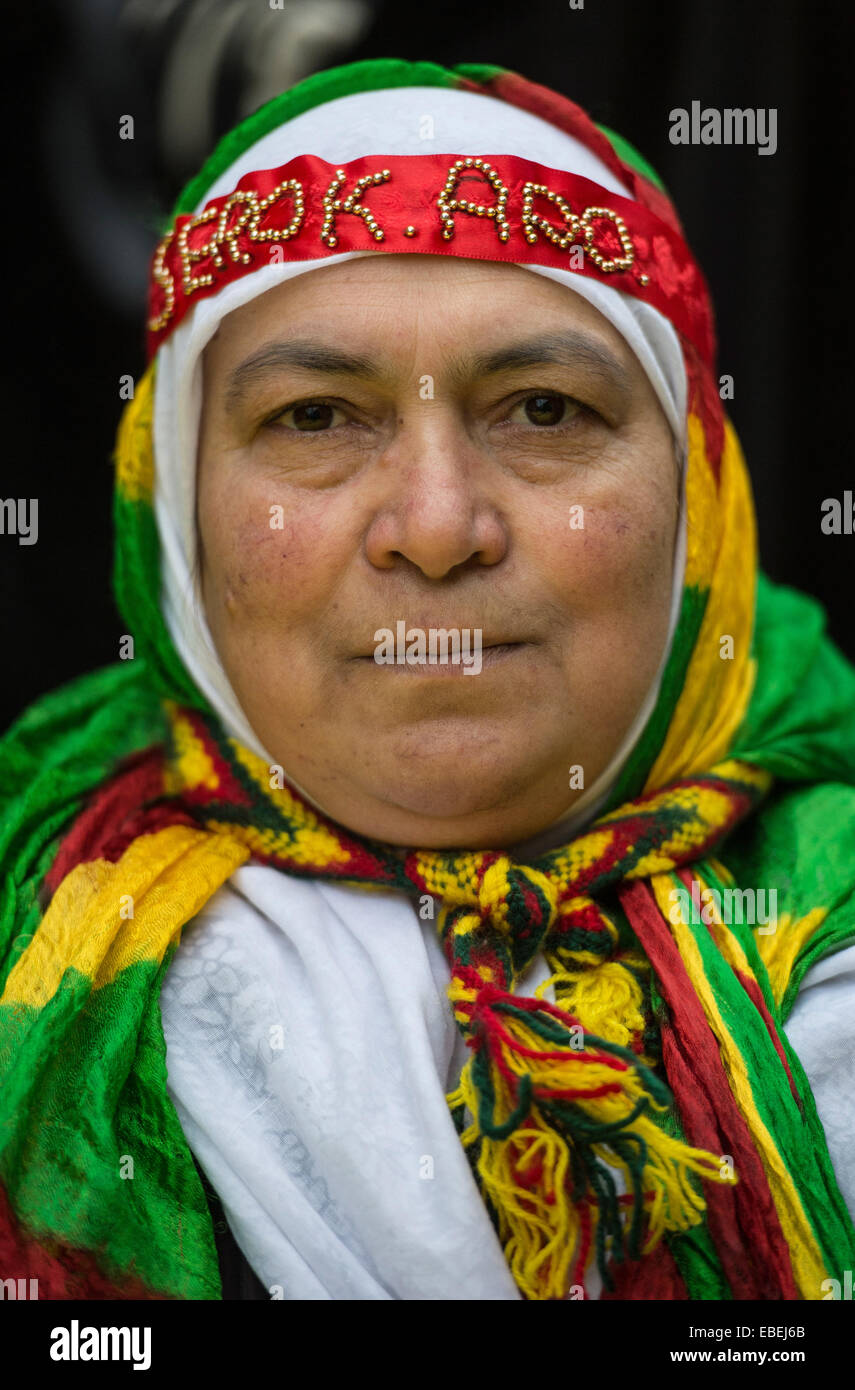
[352,641,528,676]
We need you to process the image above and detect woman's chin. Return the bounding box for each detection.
[342,751,572,845]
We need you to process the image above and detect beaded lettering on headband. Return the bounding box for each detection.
[147,152,713,364]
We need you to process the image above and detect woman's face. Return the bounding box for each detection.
[197,254,680,848]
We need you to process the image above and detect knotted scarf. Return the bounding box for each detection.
[2,57,855,1302]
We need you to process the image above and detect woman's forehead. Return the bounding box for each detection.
[207,254,638,369]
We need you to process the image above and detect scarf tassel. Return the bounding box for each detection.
[447,982,735,1299]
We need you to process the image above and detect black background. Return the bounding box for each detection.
[2,0,852,736]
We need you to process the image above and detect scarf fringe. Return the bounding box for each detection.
[447,981,734,1299]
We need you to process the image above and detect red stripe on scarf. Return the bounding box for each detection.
[618,879,800,1300]
[600,1232,689,1300]
[45,747,196,891]
[0,1184,168,1300]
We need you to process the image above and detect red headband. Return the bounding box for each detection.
[147,152,713,364]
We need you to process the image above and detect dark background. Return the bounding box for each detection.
[2,0,852,735]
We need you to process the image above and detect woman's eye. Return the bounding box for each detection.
[509,393,582,428]
[272,401,344,432]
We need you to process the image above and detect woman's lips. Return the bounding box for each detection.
[352,641,528,674]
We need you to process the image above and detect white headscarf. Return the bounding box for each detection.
[152,82,688,848]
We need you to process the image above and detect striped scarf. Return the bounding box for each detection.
[2,58,855,1301]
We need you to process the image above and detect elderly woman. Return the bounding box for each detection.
[1,57,853,1303]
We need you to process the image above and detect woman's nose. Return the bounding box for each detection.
[362,416,509,579]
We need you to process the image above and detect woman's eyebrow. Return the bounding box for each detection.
[467,331,633,400]
[223,338,382,413]
[223,329,633,415]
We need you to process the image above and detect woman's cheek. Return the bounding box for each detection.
[542,502,644,605]
[208,494,346,630]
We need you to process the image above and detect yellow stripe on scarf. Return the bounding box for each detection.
[114,362,156,503]
[647,416,758,787]
[163,703,222,793]
[755,907,830,1010]
[2,826,249,1007]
